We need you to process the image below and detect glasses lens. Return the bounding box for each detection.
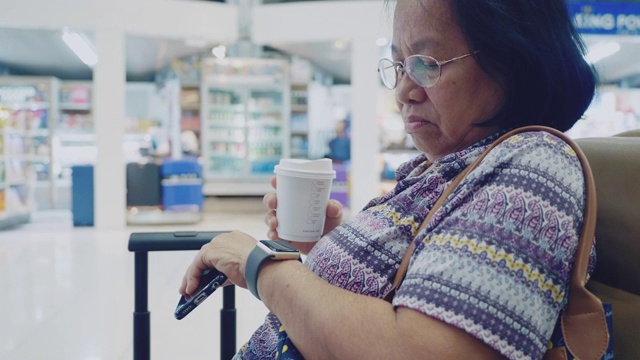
[405,56,440,88]
[378,59,397,89]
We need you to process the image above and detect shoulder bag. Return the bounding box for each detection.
[383,126,612,360]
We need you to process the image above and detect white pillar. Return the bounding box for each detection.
[93,30,126,229]
[349,37,380,212]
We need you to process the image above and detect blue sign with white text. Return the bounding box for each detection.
[569,3,640,35]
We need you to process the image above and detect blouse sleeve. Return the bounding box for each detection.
[392,131,588,360]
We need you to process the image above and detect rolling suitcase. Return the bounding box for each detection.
[126,162,162,207]
[128,231,237,360]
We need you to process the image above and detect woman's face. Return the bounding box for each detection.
[393,0,504,162]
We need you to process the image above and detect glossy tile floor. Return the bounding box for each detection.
[0,197,273,360]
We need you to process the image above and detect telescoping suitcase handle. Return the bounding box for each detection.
[128,231,237,360]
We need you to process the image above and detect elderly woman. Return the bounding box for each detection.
[180,0,597,359]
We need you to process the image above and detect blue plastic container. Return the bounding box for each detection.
[161,157,201,178]
[71,165,94,226]
[161,178,204,211]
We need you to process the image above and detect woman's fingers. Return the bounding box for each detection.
[179,231,257,296]
[262,176,277,214]
[264,208,278,227]
[264,176,278,239]
[267,229,279,241]
[265,208,279,239]
[323,199,343,236]
[326,199,343,219]
[180,260,207,295]
[263,192,277,211]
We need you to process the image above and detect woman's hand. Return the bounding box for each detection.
[263,176,343,254]
[179,230,256,296]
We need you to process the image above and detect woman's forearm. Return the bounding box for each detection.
[253,254,502,360]
[257,260,412,360]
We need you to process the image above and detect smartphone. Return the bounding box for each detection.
[175,268,227,320]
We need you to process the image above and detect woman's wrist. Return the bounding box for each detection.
[284,240,317,255]
[245,240,302,300]
[257,259,304,306]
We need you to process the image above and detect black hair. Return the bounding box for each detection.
[449,0,598,132]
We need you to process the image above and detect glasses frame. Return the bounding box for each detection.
[378,51,479,89]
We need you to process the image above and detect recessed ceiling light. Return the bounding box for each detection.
[62,28,98,68]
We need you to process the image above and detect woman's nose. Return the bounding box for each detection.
[395,73,427,105]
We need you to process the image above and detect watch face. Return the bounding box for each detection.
[260,240,299,253]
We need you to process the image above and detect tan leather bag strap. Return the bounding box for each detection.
[383,126,607,360]
[382,154,475,302]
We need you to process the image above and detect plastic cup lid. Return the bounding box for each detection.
[274,158,336,178]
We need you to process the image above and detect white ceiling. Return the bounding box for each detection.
[0,26,354,83]
[0,27,222,81]
[0,26,639,86]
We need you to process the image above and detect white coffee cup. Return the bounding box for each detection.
[274,158,336,242]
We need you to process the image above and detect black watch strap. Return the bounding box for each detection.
[245,245,273,300]
[245,241,302,301]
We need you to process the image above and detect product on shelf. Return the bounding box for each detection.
[181,110,201,132]
[0,189,5,212]
[59,83,91,105]
[59,113,93,131]
[170,56,202,85]
[289,83,310,159]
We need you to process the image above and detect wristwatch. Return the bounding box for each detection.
[245,240,301,300]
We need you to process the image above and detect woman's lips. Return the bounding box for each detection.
[404,115,433,133]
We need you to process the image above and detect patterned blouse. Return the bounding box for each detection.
[235,130,594,360]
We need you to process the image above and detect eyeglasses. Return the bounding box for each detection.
[377,51,478,89]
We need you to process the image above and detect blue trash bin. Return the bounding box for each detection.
[71,165,94,226]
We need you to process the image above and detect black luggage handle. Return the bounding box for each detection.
[128,231,236,360]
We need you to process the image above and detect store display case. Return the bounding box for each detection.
[159,56,204,156]
[56,81,94,197]
[288,57,337,161]
[200,58,290,195]
[179,83,201,155]
[290,84,309,158]
[53,81,170,209]
[0,76,59,226]
[567,86,640,139]
[0,105,31,228]
[124,82,169,161]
